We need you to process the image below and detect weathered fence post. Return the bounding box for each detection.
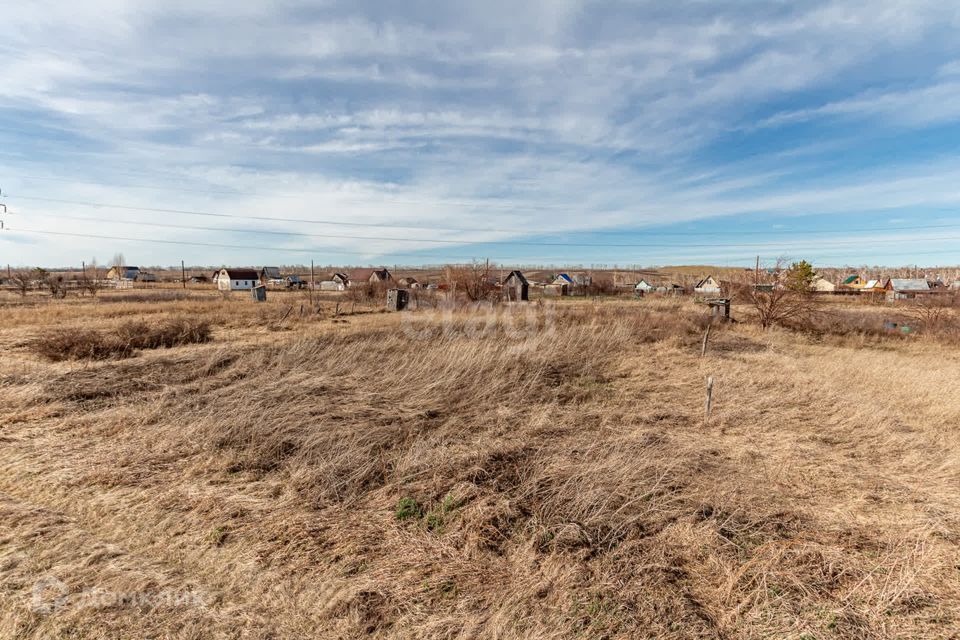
[705,376,714,420]
[701,323,712,357]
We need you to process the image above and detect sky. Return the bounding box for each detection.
[3,0,960,269]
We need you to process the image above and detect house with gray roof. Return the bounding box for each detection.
[883,278,931,300]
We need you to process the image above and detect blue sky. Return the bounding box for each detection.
[3,0,960,268]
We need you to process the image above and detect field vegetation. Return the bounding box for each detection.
[1,289,959,638]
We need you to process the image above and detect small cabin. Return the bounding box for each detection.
[261,267,283,283]
[635,279,655,293]
[106,266,140,281]
[694,275,722,295]
[811,276,836,292]
[348,268,392,287]
[217,269,260,291]
[840,274,866,289]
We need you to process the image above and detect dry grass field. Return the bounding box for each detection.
[1,290,959,639]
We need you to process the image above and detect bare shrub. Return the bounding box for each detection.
[116,317,213,350]
[30,317,212,361]
[31,329,133,361]
[584,274,620,296]
[7,269,34,297]
[734,261,822,329]
[905,293,958,330]
[444,261,498,302]
[37,269,67,299]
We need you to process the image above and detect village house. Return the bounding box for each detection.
[137,272,158,283]
[331,273,350,288]
[217,268,260,291]
[397,276,419,288]
[840,274,866,290]
[553,273,592,288]
[883,278,931,300]
[694,275,722,295]
[260,267,283,284]
[634,279,655,294]
[348,268,392,287]
[860,279,884,294]
[811,275,836,292]
[106,266,140,281]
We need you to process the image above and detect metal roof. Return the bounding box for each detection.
[887,279,930,291]
[221,269,260,280]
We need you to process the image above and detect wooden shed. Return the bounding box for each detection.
[503,271,529,301]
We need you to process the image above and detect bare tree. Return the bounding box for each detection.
[906,293,958,329]
[77,266,102,297]
[444,260,497,302]
[734,260,821,329]
[8,269,33,297]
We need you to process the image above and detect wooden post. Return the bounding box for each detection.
[701,323,712,357]
[181,260,186,288]
[310,260,315,307]
[705,376,714,419]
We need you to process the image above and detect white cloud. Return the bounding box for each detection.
[3,1,960,266]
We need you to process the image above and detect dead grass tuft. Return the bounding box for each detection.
[29,316,212,361]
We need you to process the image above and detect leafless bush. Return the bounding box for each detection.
[116,317,213,350]
[7,269,34,297]
[583,275,620,296]
[734,261,822,329]
[76,272,103,297]
[31,317,212,361]
[444,261,498,302]
[38,270,68,299]
[905,294,958,329]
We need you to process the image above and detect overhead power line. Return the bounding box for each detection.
[15,210,960,251]
[6,192,960,238]
[3,226,956,266]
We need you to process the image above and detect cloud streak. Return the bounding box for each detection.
[3,1,960,266]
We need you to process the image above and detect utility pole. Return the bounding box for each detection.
[755,255,760,286]
[181,260,186,289]
[310,260,315,306]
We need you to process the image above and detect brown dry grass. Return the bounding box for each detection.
[29,317,212,361]
[0,294,958,639]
